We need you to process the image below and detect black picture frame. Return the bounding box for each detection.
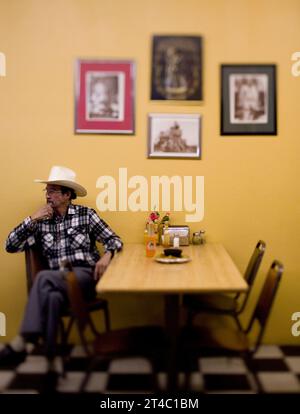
[221,64,277,135]
[151,35,202,101]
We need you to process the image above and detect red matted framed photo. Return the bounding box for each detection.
[75,59,135,134]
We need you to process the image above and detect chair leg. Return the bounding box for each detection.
[59,318,73,378]
[80,357,97,392]
[183,354,203,392]
[186,310,195,327]
[183,357,192,391]
[233,314,243,331]
[103,303,111,332]
[64,317,74,342]
[245,353,263,393]
[149,353,161,392]
[252,370,263,394]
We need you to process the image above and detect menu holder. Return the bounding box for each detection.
[162,225,190,246]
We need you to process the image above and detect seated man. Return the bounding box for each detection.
[0,165,123,366]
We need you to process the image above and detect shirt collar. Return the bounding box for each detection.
[52,204,76,223]
[67,204,76,215]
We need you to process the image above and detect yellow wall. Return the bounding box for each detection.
[0,0,300,344]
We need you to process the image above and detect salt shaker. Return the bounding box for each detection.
[173,233,180,248]
[192,232,201,245]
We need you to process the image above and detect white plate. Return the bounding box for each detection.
[155,255,191,264]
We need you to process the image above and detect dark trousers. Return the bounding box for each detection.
[20,267,95,357]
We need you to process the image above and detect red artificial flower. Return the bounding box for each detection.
[149,211,160,222]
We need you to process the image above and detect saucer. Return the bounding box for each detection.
[155,254,191,264]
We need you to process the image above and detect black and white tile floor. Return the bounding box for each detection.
[0,343,300,394]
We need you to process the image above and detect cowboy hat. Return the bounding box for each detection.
[34,166,87,197]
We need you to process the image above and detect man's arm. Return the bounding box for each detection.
[88,209,123,280]
[93,251,113,281]
[5,205,53,253]
[6,217,38,253]
[89,209,123,255]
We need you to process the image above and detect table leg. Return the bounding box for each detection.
[164,294,180,391]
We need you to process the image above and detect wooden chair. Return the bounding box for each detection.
[180,260,283,392]
[66,270,166,392]
[24,246,111,353]
[183,240,266,329]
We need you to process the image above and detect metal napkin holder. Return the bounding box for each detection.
[162,225,190,246]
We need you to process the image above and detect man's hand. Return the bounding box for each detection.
[31,205,54,222]
[94,251,112,281]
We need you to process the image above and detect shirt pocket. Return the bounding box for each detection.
[67,226,88,250]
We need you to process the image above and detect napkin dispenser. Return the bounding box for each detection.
[163,225,190,246]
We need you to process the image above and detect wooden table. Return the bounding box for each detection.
[96,243,248,390]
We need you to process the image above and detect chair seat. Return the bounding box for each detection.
[180,325,249,353]
[183,293,237,313]
[94,326,166,356]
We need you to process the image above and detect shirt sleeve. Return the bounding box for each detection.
[5,217,37,253]
[88,209,123,255]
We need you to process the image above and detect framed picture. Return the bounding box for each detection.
[221,64,277,135]
[75,59,135,134]
[147,113,201,159]
[151,35,202,101]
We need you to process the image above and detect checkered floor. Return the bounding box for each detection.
[0,343,300,394]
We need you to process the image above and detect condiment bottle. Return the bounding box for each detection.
[145,222,156,257]
[162,225,170,247]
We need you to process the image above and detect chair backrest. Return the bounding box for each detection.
[25,246,48,293]
[244,240,266,285]
[246,260,283,352]
[238,240,266,312]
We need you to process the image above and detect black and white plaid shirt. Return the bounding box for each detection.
[5,204,123,269]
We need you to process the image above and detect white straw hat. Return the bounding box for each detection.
[34,166,87,197]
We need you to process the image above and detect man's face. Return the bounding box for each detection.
[45,184,70,209]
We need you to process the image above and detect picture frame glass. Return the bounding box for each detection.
[75,60,135,134]
[151,36,202,101]
[148,114,201,159]
[221,65,276,135]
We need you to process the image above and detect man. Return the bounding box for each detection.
[0,166,123,366]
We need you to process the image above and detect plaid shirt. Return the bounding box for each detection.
[5,204,123,270]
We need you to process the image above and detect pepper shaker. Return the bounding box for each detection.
[192,230,206,245]
[199,230,206,244]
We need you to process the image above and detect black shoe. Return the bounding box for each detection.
[0,345,27,367]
